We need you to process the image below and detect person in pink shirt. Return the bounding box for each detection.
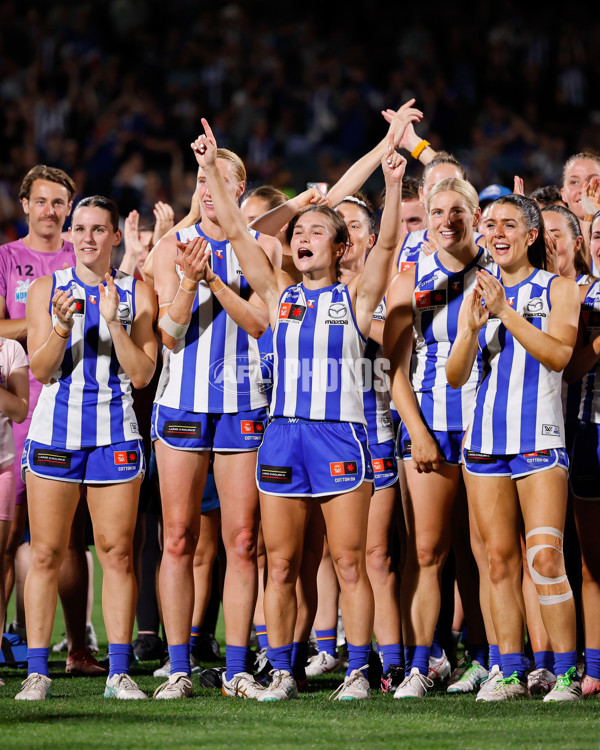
[0,336,29,686]
[0,165,103,675]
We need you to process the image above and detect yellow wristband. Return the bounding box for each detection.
[411,139,430,160]
[208,276,226,295]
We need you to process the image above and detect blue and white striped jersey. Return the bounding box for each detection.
[28,268,140,450]
[398,228,484,272]
[363,298,394,445]
[578,279,600,424]
[155,225,268,413]
[271,283,367,424]
[411,246,494,431]
[466,269,565,454]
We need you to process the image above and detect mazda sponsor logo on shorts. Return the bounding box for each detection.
[209,354,273,396]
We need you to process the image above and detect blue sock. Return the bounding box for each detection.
[534,650,554,672]
[168,643,191,676]
[27,647,49,677]
[268,643,293,672]
[108,643,132,678]
[255,625,268,652]
[500,651,526,680]
[467,643,487,666]
[488,644,501,670]
[315,628,337,657]
[346,642,371,677]
[405,645,430,676]
[430,626,443,659]
[554,650,577,677]
[225,644,250,681]
[585,648,600,680]
[291,641,309,681]
[190,626,201,651]
[379,644,403,672]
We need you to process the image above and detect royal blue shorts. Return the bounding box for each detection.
[257,418,374,498]
[463,447,569,479]
[370,439,398,490]
[22,438,145,485]
[151,403,267,452]
[569,422,600,499]
[398,425,464,465]
[202,471,221,512]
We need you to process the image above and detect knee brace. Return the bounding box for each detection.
[525,526,573,606]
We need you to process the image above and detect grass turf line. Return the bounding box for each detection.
[3,554,597,749]
[0,666,598,750]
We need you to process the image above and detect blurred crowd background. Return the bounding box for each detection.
[1,0,599,243]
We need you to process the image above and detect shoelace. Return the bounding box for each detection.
[328,666,367,700]
[409,671,434,689]
[269,670,287,689]
[23,674,47,689]
[115,674,139,690]
[497,671,521,686]
[555,667,577,689]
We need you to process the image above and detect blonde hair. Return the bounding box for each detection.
[427,178,479,215]
[216,148,246,183]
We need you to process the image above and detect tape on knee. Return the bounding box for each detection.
[525,526,572,605]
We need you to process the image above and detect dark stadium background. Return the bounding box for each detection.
[1,0,598,241]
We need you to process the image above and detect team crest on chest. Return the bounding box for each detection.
[279,302,306,322]
[415,289,447,310]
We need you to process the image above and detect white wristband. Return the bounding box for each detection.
[159,311,189,340]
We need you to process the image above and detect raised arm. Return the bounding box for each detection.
[191,119,291,311]
[383,269,443,473]
[381,112,436,166]
[249,187,328,237]
[119,210,146,276]
[352,140,407,335]
[327,99,423,206]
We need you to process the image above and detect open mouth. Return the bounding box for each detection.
[298,248,313,259]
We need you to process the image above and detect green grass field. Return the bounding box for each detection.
[1,554,598,750]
